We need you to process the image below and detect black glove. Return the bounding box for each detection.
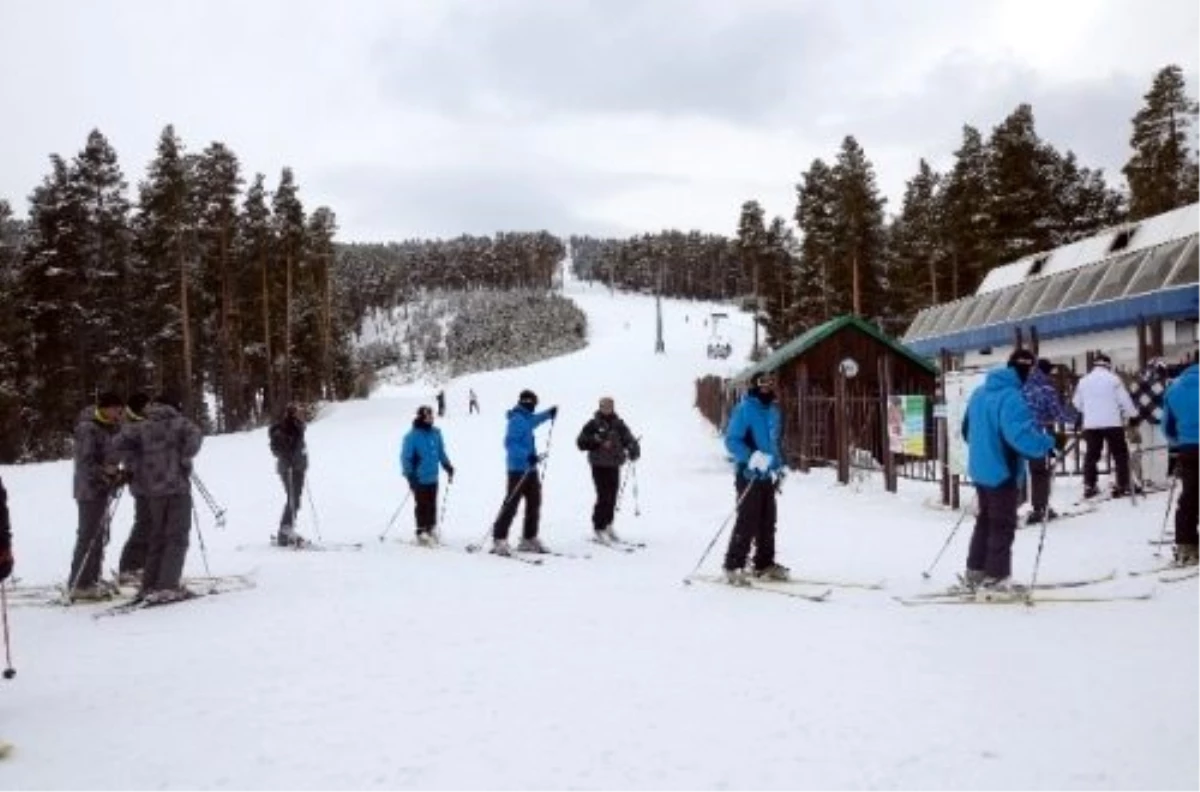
[1127,418,1139,430]
[629,446,640,462]
[773,470,786,494]
[1054,432,1067,451]
[548,406,559,420]
[406,475,418,491]
[528,453,540,466]
[444,464,455,482]
[0,548,12,583]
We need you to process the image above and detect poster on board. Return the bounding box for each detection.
[887,395,928,456]
[943,369,987,477]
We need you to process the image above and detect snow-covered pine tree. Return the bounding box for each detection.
[1123,64,1200,221]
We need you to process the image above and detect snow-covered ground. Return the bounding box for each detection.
[0,271,1195,790]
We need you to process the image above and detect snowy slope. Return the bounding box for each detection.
[0,272,1195,790]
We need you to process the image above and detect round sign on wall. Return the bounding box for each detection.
[839,357,860,378]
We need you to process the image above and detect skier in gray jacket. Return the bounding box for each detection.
[113,392,203,603]
[68,392,125,601]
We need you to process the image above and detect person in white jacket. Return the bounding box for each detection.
[1072,352,1138,498]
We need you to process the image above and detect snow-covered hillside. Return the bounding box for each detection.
[0,269,1195,790]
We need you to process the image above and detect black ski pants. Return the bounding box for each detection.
[967,483,1020,580]
[591,465,620,531]
[1175,448,1198,547]
[69,497,112,590]
[1083,427,1130,492]
[723,476,777,572]
[278,463,307,529]
[1028,456,1053,514]
[141,492,192,594]
[119,495,151,574]
[493,470,541,541]
[413,483,438,532]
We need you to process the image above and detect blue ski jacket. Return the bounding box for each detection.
[962,367,1055,488]
[504,404,555,472]
[724,392,783,481]
[400,423,451,485]
[1164,363,1198,449]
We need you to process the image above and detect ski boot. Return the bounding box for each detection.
[723,567,750,587]
[949,569,986,595]
[593,529,612,545]
[416,530,437,548]
[975,577,1029,603]
[275,529,307,548]
[117,569,143,588]
[143,587,195,606]
[1173,544,1199,567]
[69,583,115,603]
[517,536,549,554]
[490,538,512,557]
[752,563,791,582]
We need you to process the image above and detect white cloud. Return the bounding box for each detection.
[0,0,1195,240]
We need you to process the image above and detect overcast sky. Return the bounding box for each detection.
[0,0,1196,242]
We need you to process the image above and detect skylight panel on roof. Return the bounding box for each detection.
[1164,237,1198,287]
[1058,266,1107,310]
[1030,269,1081,316]
[1125,238,1190,297]
[1005,278,1050,322]
[1090,250,1149,304]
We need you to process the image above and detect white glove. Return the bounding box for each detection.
[748,451,772,472]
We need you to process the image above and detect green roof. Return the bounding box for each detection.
[734,315,938,383]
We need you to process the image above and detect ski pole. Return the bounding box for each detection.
[631,460,641,517]
[615,467,631,514]
[921,494,973,580]
[305,478,323,543]
[190,473,227,528]
[191,500,217,593]
[1154,472,1179,558]
[1,582,15,679]
[69,487,123,599]
[682,479,756,584]
[1025,502,1052,606]
[538,417,558,486]
[378,490,412,543]
[438,476,454,532]
[467,468,534,553]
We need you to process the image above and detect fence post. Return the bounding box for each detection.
[836,368,849,485]
[797,363,810,473]
[879,356,897,493]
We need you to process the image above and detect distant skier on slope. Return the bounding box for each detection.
[0,475,12,584]
[1163,361,1198,567]
[490,389,557,556]
[960,350,1055,596]
[400,405,455,546]
[1021,359,1076,525]
[722,371,789,585]
[576,396,640,544]
[268,403,309,547]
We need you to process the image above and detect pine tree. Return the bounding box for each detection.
[1047,150,1126,245]
[135,125,196,413]
[830,136,887,320]
[760,216,799,347]
[238,173,274,417]
[735,200,770,354]
[986,104,1059,263]
[0,200,27,461]
[1123,64,1200,220]
[272,167,306,406]
[938,125,993,298]
[193,142,244,430]
[793,158,838,327]
[884,159,944,333]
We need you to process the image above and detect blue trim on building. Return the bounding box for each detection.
[906,285,1199,357]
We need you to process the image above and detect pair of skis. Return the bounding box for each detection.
[93,573,257,619]
[895,569,1152,606]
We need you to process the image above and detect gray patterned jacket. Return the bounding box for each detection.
[73,407,121,502]
[113,404,203,497]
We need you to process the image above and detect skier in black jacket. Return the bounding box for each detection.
[269,403,309,546]
[0,476,12,583]
[576,396,640,544]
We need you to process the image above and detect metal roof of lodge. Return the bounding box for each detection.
[903,203,1199,357]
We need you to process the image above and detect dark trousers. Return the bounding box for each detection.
[967,484,1020,580]
[723,476,777,572]
[1083,427,1130,492]
[1175,448,1198,546]
[141,493,192,593]
[469,401,479,414]
[278,464,307,529]
[591,466,620,531]
[119,495,151,573]
[413,483,438,532]
[492,470,541,540]
[69,497,111,589]
[1028,456,1053,513]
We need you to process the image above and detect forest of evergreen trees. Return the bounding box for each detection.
[571,65,1199,348]
[0,126,349,462]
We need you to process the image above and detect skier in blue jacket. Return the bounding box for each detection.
[1163,362,1198,565]
[960,349,1056,595]
[1022,358,1077,524]
[400,405,454,545]
[722,371,788,585]
[491,390,557,556]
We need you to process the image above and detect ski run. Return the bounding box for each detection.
[0,274,1194,789]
